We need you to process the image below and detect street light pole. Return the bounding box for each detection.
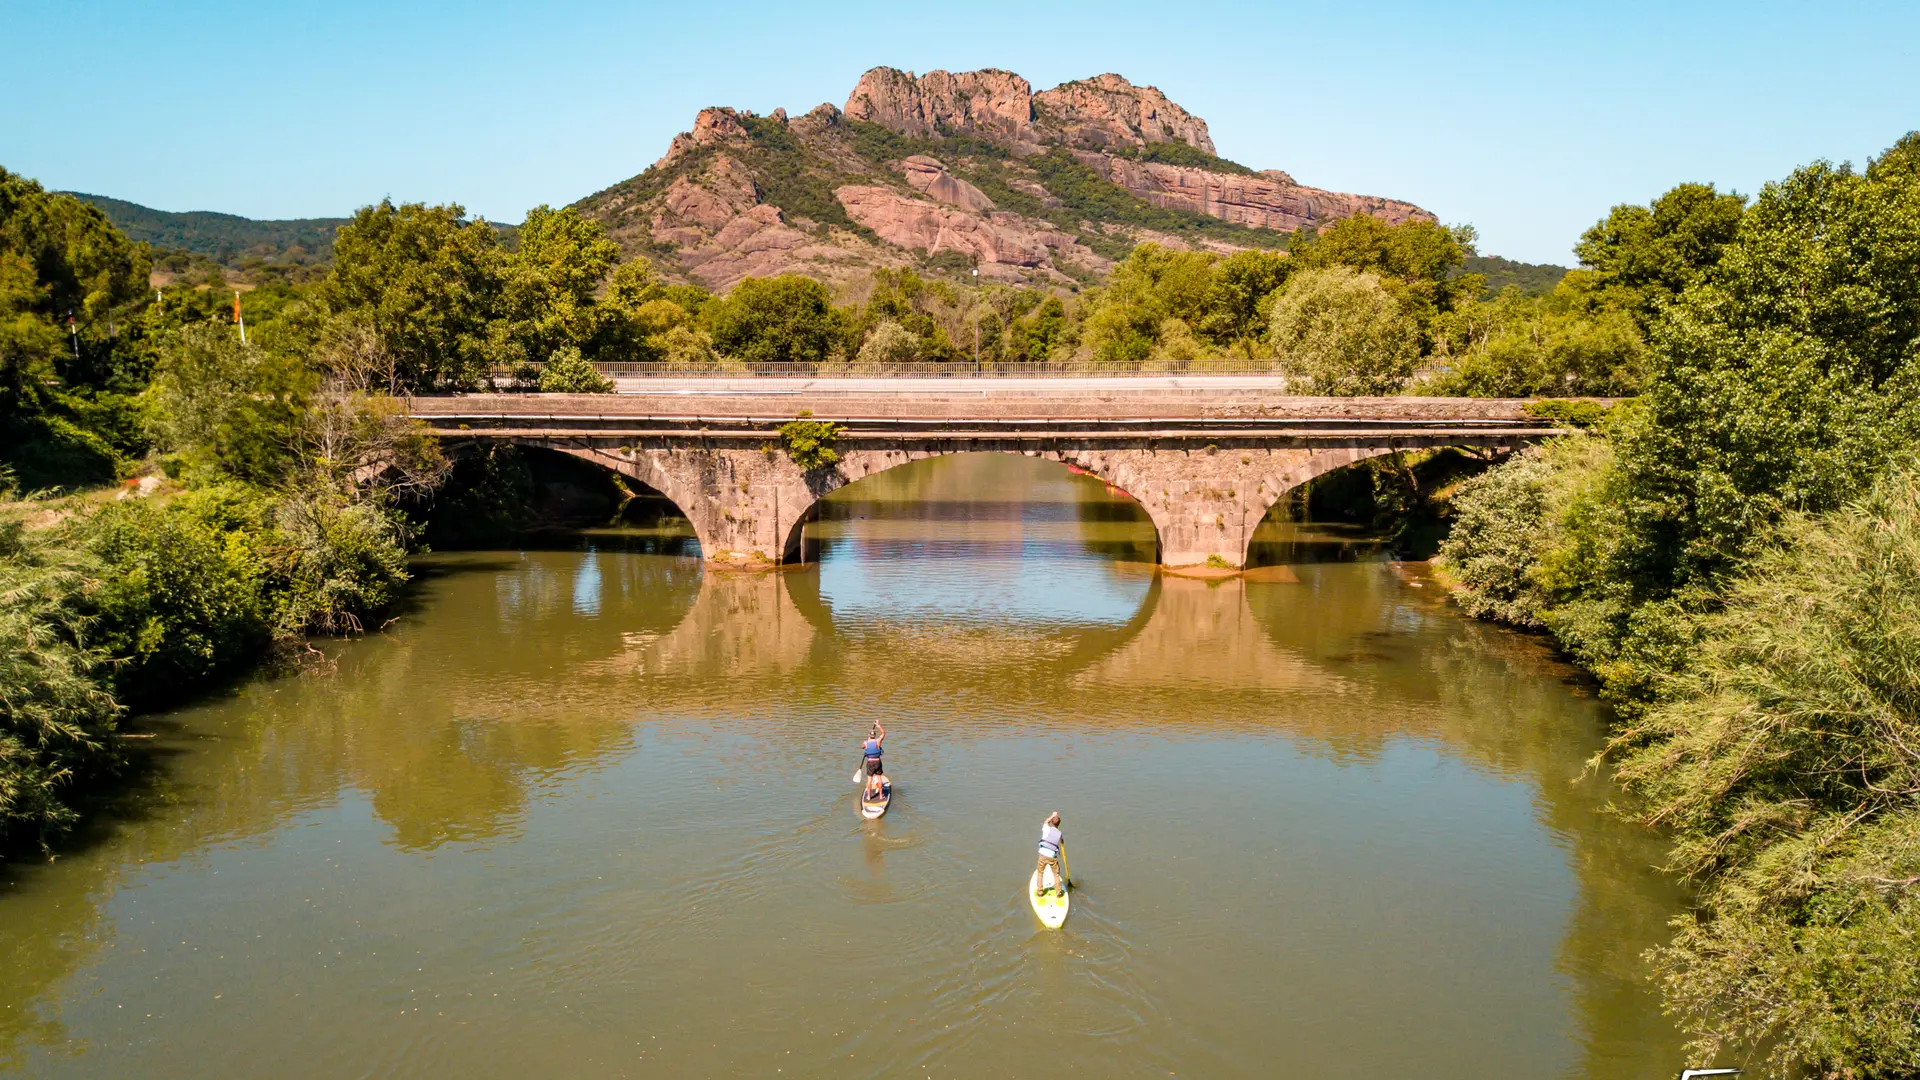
[972,266,980,374]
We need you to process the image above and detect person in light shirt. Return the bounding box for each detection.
[1034,812,1065,896]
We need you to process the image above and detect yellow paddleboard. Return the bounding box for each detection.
[1028,850,1069,929]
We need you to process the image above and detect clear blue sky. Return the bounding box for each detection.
[3,0,1914,264]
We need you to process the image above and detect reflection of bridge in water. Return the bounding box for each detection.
[414,380,1568,568]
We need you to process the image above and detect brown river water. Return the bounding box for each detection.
[0,454,1684,1078]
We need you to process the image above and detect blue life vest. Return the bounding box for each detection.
[863,738,883,759]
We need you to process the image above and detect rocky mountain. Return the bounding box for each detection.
[576,67,1432,292]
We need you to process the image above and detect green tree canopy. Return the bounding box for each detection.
[494,204,620,368]
[1573,181,1746,323]
[1290,214,1480,340]
[1269,266,1419,394]
[0,169,154,488]
[316,200,503,390]
[704,275,839,365]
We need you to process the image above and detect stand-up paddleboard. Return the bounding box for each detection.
[1029,849,1069,928]
[860,776,891,819]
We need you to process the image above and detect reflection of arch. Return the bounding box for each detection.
[781,448,1168,565]
[591,564,818,682]
[1055,568,1164,675]
[1071,573,1353,694]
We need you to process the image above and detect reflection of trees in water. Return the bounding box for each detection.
[1237,564,1682,1076]
[0,550,711,1068]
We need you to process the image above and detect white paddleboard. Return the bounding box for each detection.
[860,778,891,819]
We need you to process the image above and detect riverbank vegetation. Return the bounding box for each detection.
[1440,133,1920,1077]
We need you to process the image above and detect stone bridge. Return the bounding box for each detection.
[411,378,1567,568]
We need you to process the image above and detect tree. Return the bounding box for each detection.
[1425,285,1647,397]
[145,324,313,485]
[0,170,153,488]
[1198,249,1290,347]
[0,512,118,849]
[493,205,620,367]
[1573,181,1746,325]
[1081,244,1216,365]
[1290,215,1481,342]
[855,319,919,368]
[537,345,613,393]
[704,275,839,366]
[1611,463,1920,1079]
[316,200,502,390]
[1269,266,1418,394]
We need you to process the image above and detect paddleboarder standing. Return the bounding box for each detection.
[1035,812,1065,896]
[860,721,885,782]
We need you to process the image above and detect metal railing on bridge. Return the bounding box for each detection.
[500,359,1295,380]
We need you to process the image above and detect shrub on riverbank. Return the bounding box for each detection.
[1611,465,1920,1077]
[1439,133,1920,1075]
[0,515,118,847]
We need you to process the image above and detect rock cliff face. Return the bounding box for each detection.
[843,68,1036,143]
[1033,74,1215,153]
[575,66,1432,291]
[1081,154,1429,233]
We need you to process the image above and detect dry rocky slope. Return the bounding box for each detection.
[575,67,1431,292]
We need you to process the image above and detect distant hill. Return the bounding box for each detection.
[64,193,347,284]
[1464,254,1568,296]
[68,193,346,260]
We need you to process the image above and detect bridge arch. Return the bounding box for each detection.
[779,447,1170,565]
[517,439,719,557]
[1234,446,1408,555]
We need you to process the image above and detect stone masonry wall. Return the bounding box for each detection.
[538,439,1409,568]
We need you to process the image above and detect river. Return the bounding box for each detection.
[0,453,1684,1078]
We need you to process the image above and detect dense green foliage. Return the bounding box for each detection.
[1610,466,1920,1077]
[316,201,505,390]
[1268,267,1417,394]
[1460,254,1567,297]
[1574,181,1746,327]
[1440,134,1920,1076]
[777,411,845,470]
[537,346,614,393]
[1,169,154,489]
[0,516,117,847]
[315,200,683,390]
[706,275,839,365]
[1057,216,1484,379]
